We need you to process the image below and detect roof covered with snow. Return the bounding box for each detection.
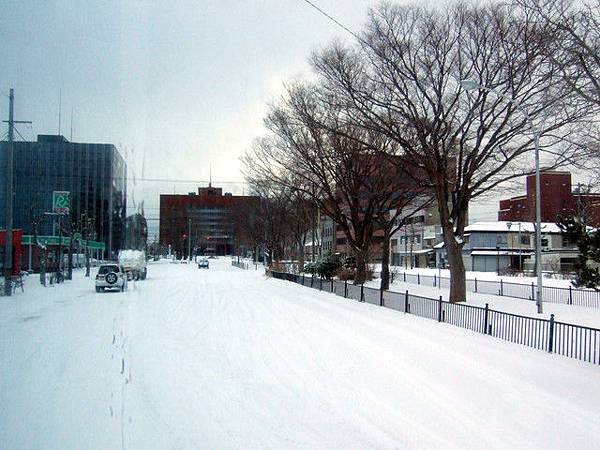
[465,221,562,233]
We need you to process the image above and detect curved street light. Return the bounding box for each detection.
[460,79,543,314]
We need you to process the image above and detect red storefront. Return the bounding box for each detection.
[0,229,23,275]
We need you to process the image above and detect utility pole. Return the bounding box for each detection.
[3,89,31,296]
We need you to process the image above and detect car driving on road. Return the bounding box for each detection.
[198,258,209,269]
[95,264,127,292]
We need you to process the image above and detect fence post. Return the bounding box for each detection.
[391,272,394,283]
[302,273,304,285]
[569,285,573,305]
[405,290,409,313]
[500,279,503,296]
[418,273,420,284]
[331,279,334,293]
[531,283,535,301]
[548,314,555,353]
[474,277,478,293]
[360,284,364,302]
[344,280,348,298]
[319,277,323,291]
[380,288,384,307]
[438,295,443,322]
[403,272,406,282]
[434,274,436,287]
[483,303,489,335]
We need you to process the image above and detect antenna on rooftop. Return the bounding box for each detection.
[209,164,212,188]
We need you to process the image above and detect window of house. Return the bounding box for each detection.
[391,239,398,246]
[520,235,530,245]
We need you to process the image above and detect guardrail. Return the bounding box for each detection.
[269,271,600,365]
[376,271,600,308]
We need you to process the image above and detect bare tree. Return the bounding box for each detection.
[312,1,592,301]
[243,83,429,285]
[516,0,599,106]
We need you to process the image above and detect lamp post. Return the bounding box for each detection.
[506,221,512,270]
[460,79,543,313]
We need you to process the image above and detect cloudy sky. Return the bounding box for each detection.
[1,0,504,237]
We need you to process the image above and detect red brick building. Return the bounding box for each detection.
[160,186,257,258]
[498,171,600,226]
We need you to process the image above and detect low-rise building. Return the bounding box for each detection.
[435,221,579,273]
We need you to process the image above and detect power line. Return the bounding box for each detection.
[299,0,365,43]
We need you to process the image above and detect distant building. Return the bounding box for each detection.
[498,171,600,226]
[391,199,443,268]
[321,216,336,255]
[159,185,257,258]
[0,134,127,259]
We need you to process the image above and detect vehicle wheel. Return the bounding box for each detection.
[141,269,147,280]
[96,286,101,293]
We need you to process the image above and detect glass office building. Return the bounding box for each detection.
[0,135,126,258]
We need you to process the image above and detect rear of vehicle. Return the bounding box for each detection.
[95,264,127,292]
[198,258,209,269]
[118,250,148,281]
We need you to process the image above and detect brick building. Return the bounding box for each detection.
[498,171,600,226]
[160,185,257,258]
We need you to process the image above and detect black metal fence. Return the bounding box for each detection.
[378,271,600,308]
[269,271,600,365]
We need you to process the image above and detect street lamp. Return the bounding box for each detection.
[460,79,543,313]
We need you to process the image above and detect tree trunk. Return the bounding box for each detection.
[67,237,74,280]
[39,249,46,286]
[85,245,90,277]
[380,227,391,291]
[443,226,466,303]
[354,248,368,285]
[298,241,305,272]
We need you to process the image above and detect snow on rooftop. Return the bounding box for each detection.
[465,221,563,233]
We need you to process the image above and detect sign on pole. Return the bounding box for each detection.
[53,191,70,215]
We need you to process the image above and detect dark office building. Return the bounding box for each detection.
[160,185,257,257]
[0,134,127,258]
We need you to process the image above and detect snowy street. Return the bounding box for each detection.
[1,259,600,449]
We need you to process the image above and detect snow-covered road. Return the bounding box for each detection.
[1,259,599,449]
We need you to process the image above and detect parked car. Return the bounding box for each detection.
[95,264,127,292]
[198,258,209,269]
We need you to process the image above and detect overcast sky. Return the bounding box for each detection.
[1,0,507,237]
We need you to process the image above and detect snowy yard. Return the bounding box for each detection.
[365,278,600,329]
[1,259,599,449]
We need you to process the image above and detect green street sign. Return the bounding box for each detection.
[53,191,70,215]
[22,235,106,251]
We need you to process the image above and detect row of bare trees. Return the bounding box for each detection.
[242,0,599,302]
[231,182,317,270]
